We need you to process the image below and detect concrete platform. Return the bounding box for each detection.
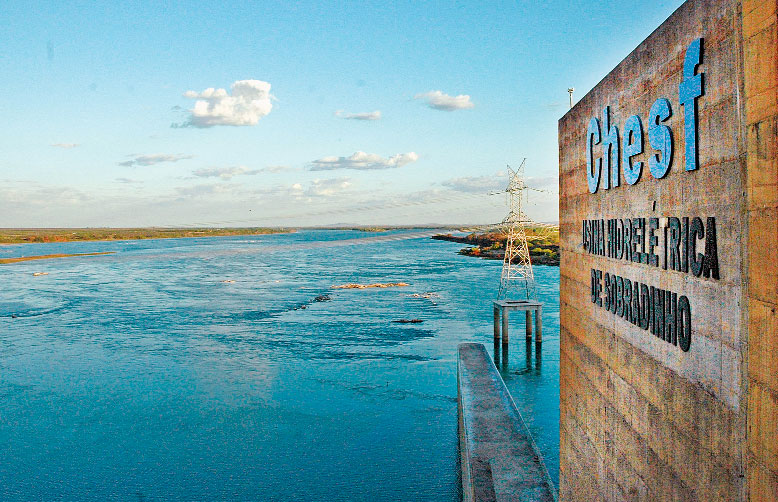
[457,342,556,502]
[493,299,543,344]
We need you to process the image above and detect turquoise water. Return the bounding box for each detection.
[0,230,559,501]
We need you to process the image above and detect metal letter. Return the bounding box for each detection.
[640,283,651,330]
[622,115,644,185]
[665,292,678,345]
[649,286,656,334]
[591,269,598,303]
[703,217,720,280]
[667,217,681,271]
[632,218,641,263]
[596,270,603,306]
[648,98,673,179]
[681,217,689,273]
[648,217,659,266]
[623,278,632,321]
[623,219,632,262]
[689,217,705,277]
[679,38,704,172]
[678,296,692,352]
[610,274,618,314]
[601,106,620,189]
[654,289,665,340]
[587,118,602,193]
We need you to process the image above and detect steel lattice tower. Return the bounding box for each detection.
[497,159,535,300]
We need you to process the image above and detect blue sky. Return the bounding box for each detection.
[0,0,684,227]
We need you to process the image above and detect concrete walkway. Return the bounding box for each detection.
[458,342,556,502]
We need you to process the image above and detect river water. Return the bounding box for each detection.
[0,229,559,501]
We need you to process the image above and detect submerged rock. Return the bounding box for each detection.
[409,292,440,299]
[332,282,410,289]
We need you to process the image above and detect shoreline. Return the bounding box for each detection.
[432,231,560,266]
[0,228,293,246]
[0,251,116,264]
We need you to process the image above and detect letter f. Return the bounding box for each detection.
[679,38,704,172]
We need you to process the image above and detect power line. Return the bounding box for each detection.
[153,189,510,229]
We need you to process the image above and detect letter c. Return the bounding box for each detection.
[587,117,602,193]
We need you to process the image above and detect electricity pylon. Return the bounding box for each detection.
[497,159,535,300]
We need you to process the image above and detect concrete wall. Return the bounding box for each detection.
[743,1,778,500]
[558,0,778,500]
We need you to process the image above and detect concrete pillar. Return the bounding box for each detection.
[525,311,532,340]
[502,309,509,345]
[535,306,542,343]
[493,306,500,341]
[525,338,533,368]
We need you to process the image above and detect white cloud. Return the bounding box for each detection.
[442,174,505,193]
[51,143,79,149]
[193,166,261,180]
[119,153,193,167]
[310,151,419,171]
[115,177,143,184]
[527,175,559,188]
[175,79,273,128]
[287,178,352,198]
[442,172,558,193]
[414,90,474,111]
[176,183,236,197]
[306,178,352,196]
[0,184,91,207]
[335,110,381,121]
[263,165,297,173]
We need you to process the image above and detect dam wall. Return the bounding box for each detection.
[558,0,778,500]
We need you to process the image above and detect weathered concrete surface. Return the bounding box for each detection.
[743,1,778,501]
[558,0,778,500]
[457,343,556,502]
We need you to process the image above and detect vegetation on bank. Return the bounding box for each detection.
[352,227,389,232]
[432,227,560,265]
[0,228,291,245]
[0,252,116,264]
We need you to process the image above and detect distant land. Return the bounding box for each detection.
[0,228,292,245]
[0,225,485,245]
[432,227,560,266]
[0,226,561,268]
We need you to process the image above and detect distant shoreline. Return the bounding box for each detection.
[0,226,483,245]
[0,228,293,245]
[0,252,116,264]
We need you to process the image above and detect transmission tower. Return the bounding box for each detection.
[497,159,535,300]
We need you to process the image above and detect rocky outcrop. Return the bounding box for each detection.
[432,233,559,266]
